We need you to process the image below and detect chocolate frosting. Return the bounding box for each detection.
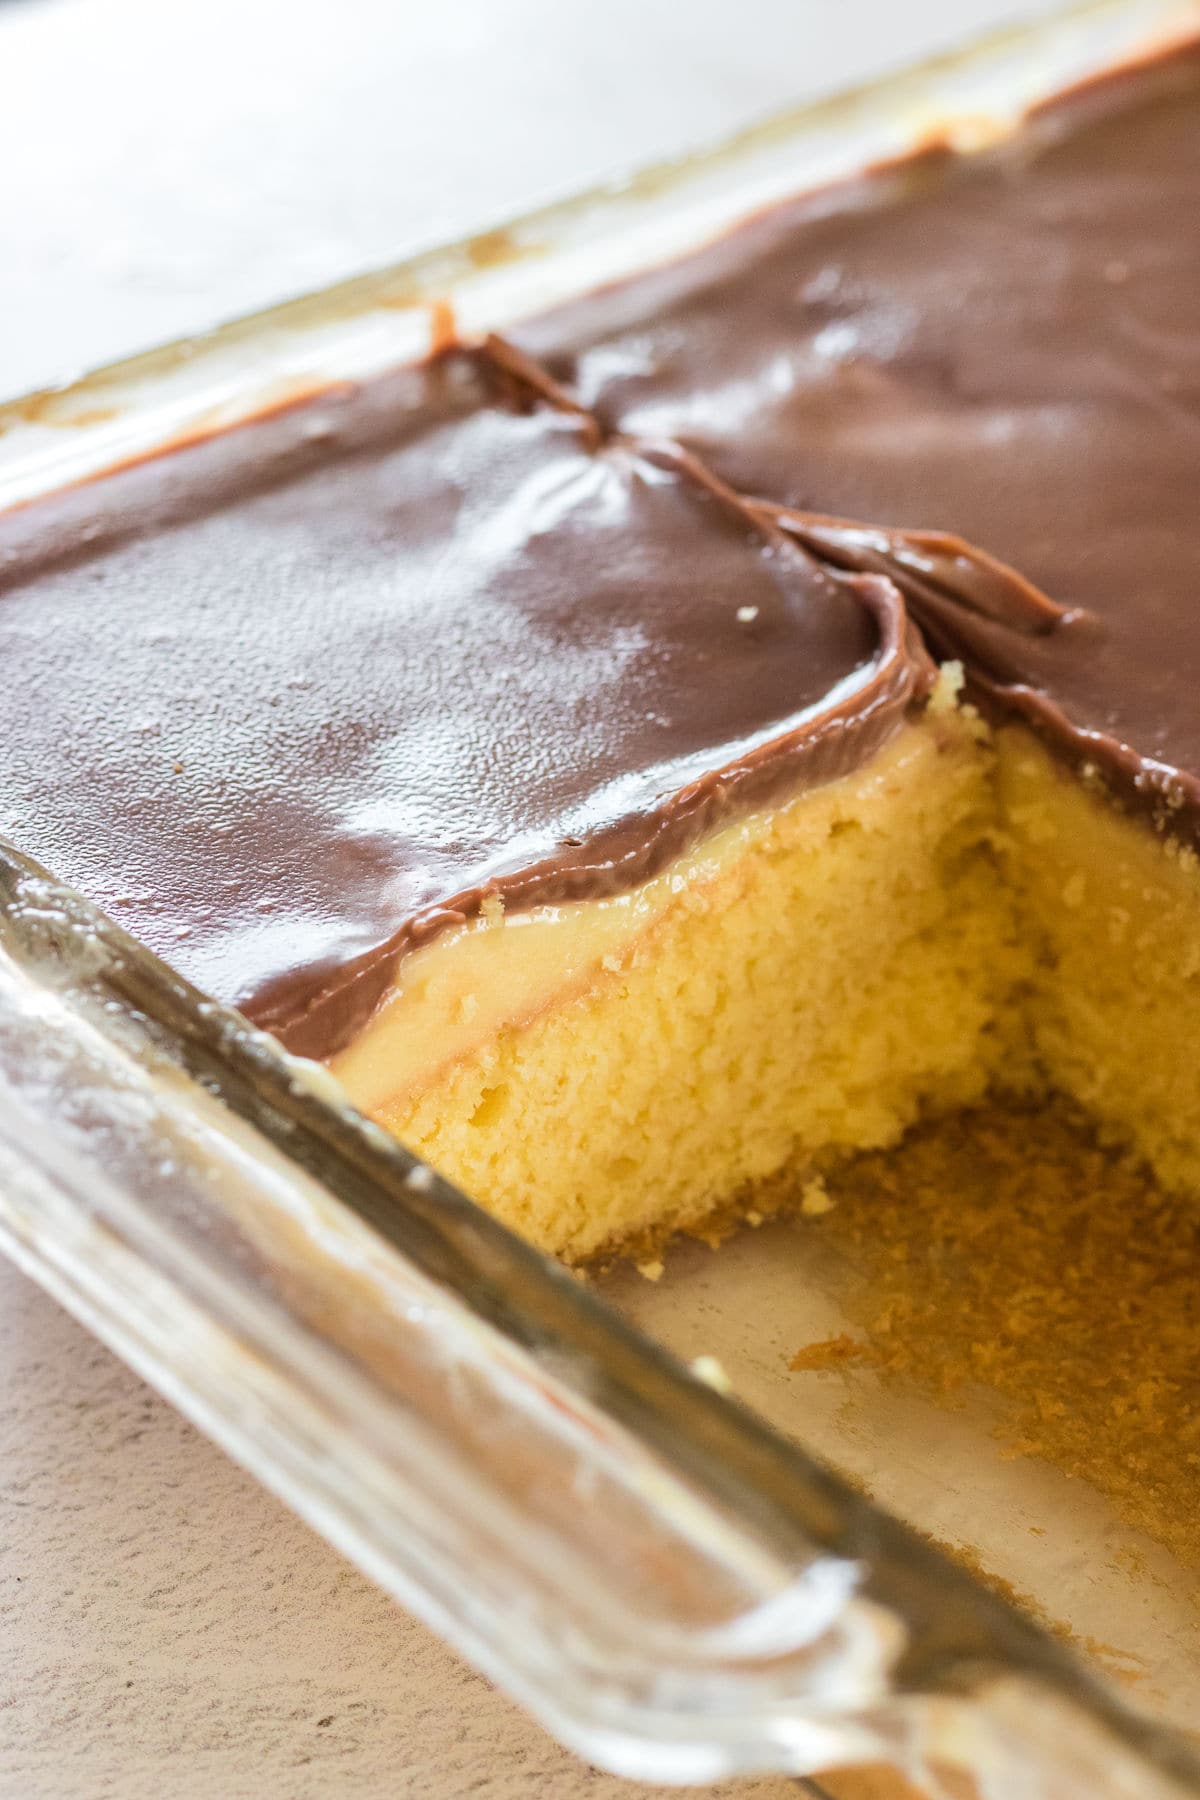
[5,45,1200,1061]
[0,350,919,1057]
[519,44,1200,840]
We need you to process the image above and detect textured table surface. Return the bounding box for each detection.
[0,1257,926,1799]
[1,1,1049,1792]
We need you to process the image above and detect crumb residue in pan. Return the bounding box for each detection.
[789,1103,1200,1571]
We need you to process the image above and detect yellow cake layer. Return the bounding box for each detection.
[997,727,1200,1196]
[333,702,1030,1260]
[327,688,1200,1259]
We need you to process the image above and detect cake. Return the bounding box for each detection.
[2,42,1198,1260]
[513,39,1200,1214]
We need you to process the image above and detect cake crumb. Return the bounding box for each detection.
[797,1103,1200,1570]
[691,1354,733,1394]
[800,1176,834,1216]
[928,659,965,716]
[788,1333,873,1373]
[1061,871,1087,909]
[636,1257,664,1282]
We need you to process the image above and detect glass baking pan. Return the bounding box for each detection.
[1,0,1198,1791]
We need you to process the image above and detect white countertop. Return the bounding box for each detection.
[2,0,1062,397]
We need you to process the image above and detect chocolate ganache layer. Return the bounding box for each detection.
[5,43,1199,1064]
[0,349,923,1058]
[517,44,1200,838]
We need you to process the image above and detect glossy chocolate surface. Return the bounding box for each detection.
[0,353,914,1056]
[5,45,1200,1060]
[521,46,1200,829]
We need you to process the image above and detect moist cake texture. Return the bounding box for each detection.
[2,44,1200,1255]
